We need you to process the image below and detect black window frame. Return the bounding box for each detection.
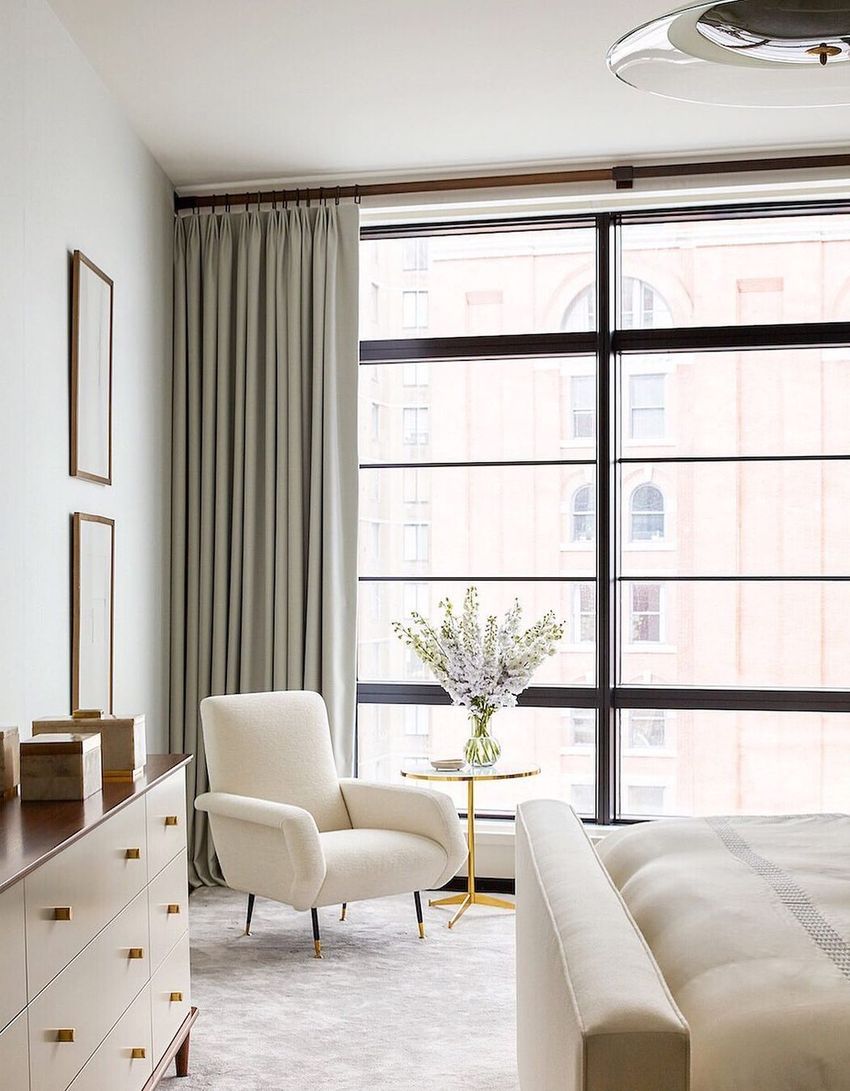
[357,200,850,824]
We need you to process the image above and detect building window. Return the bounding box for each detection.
[572,583,595,644]
[403,523,429,562]
[402,361,430,386]
[570,374,595,439]
[571,484,594,543]
[402,290,429,329]
[628,374,665,441]
[570,783,595,814]
[403,468,430,504]
[402,406,430,445]
[626,785,666,815]
[569,710,595,747]
[403,706,430,735]
[403,582,430,619]
[630,583,662,643]
[402,238,429,271]
[626,710,667,748]
[630,484,665,541]
[621,277,673,329]
[562,277,672,332]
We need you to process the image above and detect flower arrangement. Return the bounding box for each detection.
[392,587,565,766]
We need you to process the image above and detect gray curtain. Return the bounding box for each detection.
[170,205,360,886]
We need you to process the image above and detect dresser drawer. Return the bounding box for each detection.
[0,880,26,1031]
[148,849,189,972]
[150,930,191,1062]
[68,985,153,1091]
[146,770,187,880]
[25,796,148,998]
[28,889,151,1091]
[0,1009,30,1091]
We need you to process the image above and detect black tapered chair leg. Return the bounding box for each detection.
[414,891,425,939]
[245,893,255,936]
[311,907,322,958]
[340,902,347,922]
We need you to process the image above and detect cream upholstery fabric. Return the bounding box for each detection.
[598,814,850,1091]
[196,691,467,915]
[515,800,690,1091]
[200,691,351,831]
[315,829,448,907]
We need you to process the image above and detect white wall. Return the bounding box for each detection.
[0,0,173,751]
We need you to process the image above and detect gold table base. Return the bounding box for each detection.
[428,778,515,928]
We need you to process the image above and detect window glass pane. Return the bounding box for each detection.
[359,466,596,578]
[360,227,596,339]
[357,580,592,685]
[618,710,850,818]
[619,348,850,458]
[620,460,850,577]
[619,579,850,688]
[619,214,850,328]
[358,357,595,464]
[357,704,596,816]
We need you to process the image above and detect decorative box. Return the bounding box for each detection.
[33,711,146,782]
[20,733,102,802]
[0,726,20,801]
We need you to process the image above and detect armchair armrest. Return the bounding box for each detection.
[195,791,326,910]
[339,779,467,887]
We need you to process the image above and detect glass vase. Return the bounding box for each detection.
[464,710,501,768]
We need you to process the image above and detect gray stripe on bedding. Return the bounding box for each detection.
[709,816,850,978]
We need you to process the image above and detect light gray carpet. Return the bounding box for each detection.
[161,886,519,1091]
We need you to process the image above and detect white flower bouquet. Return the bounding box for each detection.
[392,587,565,766]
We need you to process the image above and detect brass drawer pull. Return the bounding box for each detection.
[167,903,181,915]
[131,1047,146,1060]
[56,1029,76,1043]
[128,947,145,960]
[170,991,183,1003]
[164,815,179,827]
[53,907,72,922]
[125,848,141,860]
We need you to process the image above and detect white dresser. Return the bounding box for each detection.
[0,755,196,1091]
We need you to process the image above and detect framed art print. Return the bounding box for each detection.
[71,250,113,484]
[72,513,114,714]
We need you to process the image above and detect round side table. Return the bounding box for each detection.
[401,763,540,928]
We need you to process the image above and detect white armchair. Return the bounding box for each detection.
[195,690,467,957]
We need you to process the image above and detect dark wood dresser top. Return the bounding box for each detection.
[0,754,191,893]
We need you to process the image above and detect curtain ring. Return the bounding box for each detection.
[256,191,261,212]
[335,186,341,205]
[306,188,311,207]
[272,190,277,211]
[354,185,361,205]
[319,186,325,207]
[225,193,230,212]
[192,197,199,216]
[295,188,300,207]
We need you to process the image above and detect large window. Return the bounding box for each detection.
[358,206,850,822]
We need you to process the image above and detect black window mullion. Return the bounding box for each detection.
[596,213,617,825]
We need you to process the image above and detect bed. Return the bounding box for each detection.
[515,800,850,1091]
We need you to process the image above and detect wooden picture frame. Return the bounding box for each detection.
[72,513,115,714]
[70,251,113,484]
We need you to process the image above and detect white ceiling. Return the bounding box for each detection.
[50,0,850,189]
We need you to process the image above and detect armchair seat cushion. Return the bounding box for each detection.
[315,828,448,908]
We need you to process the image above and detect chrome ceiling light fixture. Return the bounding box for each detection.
[608,1,850,105]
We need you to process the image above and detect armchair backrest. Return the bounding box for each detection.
[199,690,351,832]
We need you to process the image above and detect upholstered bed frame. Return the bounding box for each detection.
[515,800,690,1091]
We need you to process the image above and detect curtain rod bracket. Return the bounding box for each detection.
[613,165,635,191]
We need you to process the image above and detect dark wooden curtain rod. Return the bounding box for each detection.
[173,151,850,212]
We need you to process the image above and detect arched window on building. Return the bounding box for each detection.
[630,483,665,542]
[562,277,672,331]
[572,484,594,542]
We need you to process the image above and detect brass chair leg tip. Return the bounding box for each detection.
[245,928,251,937]
[314,942,323,959]
[418,924,426,940]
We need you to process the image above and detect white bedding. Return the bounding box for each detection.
[598,814,850,1091]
